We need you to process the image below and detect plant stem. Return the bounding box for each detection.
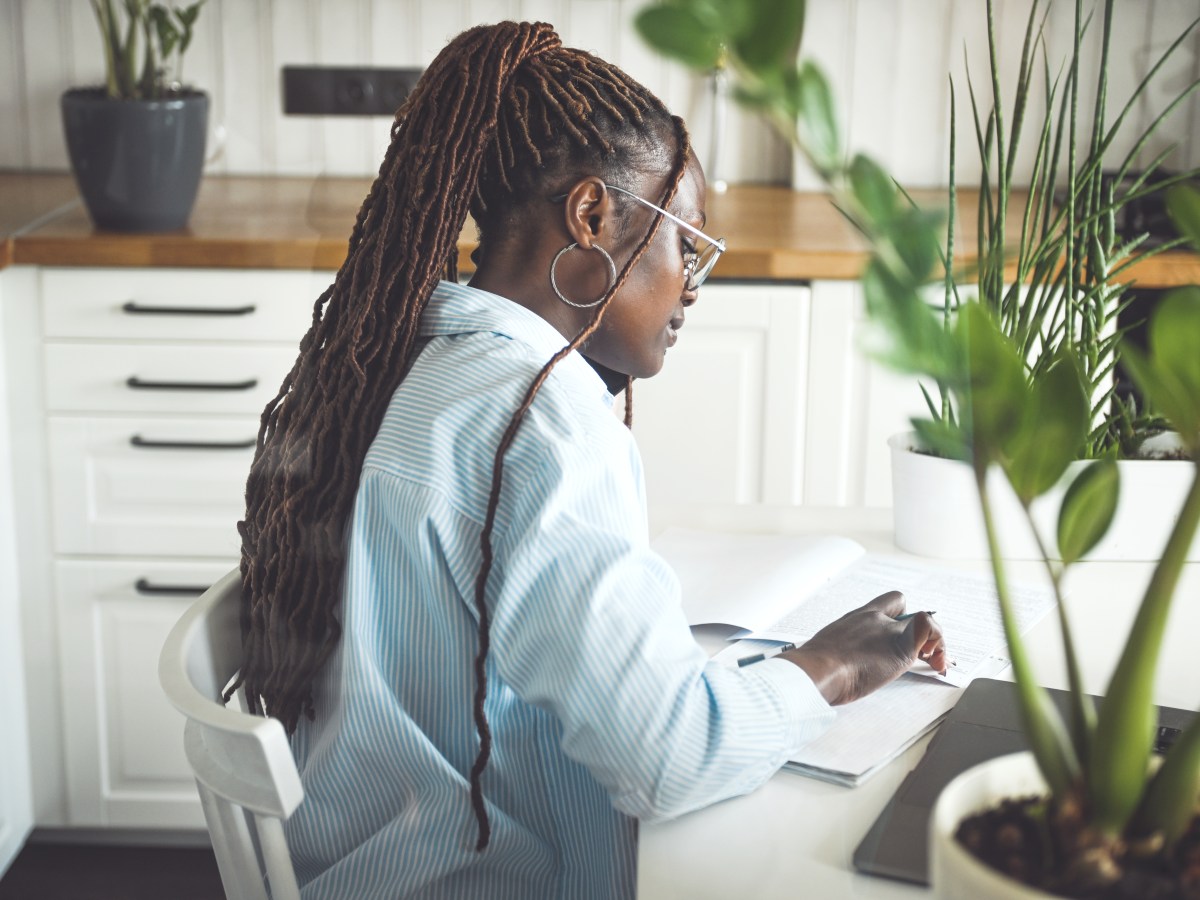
[1089,463,1200,835]
[1027,505,1094,768]
[978,464,1079,799]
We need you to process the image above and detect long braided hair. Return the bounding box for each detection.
[231,21,691,850]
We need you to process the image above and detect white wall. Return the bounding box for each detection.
[0,0,1197,187]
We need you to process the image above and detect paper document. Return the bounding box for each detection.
[653,528,1058,786]
[652,528,865,635]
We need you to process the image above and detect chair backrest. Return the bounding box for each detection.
[159,569,304,900]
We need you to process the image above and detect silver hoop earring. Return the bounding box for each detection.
[549,243,617,309]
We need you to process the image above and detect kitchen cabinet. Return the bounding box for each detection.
[630,281,810,507]
[54,559,237,828]
[36,266,320,828]
[5,263,908,833]
[0,267,34,871]
[10,268,828,831]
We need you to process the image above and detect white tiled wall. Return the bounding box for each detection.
[1,0,1197,187]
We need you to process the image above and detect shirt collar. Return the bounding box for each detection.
[421,280,612,405]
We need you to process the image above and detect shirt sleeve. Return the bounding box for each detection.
[488,426,835,823]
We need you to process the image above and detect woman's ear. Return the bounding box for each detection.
[561,177,613,250]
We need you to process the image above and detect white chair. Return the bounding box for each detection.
[158,568,304,900]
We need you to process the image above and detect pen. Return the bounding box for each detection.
[737,642,796,667]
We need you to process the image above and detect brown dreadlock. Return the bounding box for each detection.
[231,21,690,850]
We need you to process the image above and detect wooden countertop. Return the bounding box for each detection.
[3,172,1198,287]
[0,173,83,267]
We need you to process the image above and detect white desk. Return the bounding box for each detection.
[637,505,1200,899]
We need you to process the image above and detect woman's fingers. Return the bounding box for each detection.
[904,612,949,675]
[863,589,905,617]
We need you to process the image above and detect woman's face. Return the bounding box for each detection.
[584,155,707,380]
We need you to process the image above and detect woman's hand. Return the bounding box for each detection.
[778,590,948,706]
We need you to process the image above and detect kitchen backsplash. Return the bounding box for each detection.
[1,0,1197,188]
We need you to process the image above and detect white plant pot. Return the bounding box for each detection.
[889,431,1200,561]
[929,751,1057,899]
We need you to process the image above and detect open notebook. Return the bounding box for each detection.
[651,528,1058,786]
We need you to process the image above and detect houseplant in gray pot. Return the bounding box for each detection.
[637,0,1200,895]
[62,0,208,232]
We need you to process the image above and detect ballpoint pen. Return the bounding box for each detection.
[737,642,797,667]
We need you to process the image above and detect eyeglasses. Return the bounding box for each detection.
[550,184,726,291]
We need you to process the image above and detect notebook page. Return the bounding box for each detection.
[747,555,1056,688]
[784,675,961,783]
[652,528,866,632]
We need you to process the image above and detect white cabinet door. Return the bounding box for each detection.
[629,282,810,507]
[0,270,33,874]
[804,280,928,508]
[55,559,237,828]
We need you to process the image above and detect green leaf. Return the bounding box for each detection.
[1165,183,1200,253]
[176,0,203,28]
[1056,459,1119,564]
[634,6,722,71]
[860,258,959,380]
[150,6,179,59]
[911,416,969,461]
[792,61,840,175]
[175,0,204,55]
[731,81,778,111]
[682,0,749,37]
[1129,716,1200,844]
[957,303,1028,460]
[887,205,942,282]
[732,0,805,75]
[1121,287,1200,451]
[1006,353,1090,504]
[848,153,897,225]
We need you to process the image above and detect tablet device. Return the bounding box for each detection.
[852,677,1194,886]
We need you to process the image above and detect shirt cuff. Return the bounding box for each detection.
[751,657,837,755]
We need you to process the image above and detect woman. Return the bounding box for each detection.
[232,21,946,899]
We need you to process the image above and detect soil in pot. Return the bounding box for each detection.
[955,796,1200,899]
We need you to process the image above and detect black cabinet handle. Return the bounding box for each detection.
[134,578,210,597]
[126,376,258,391]
[130,434,256,450]
[122,301,256,316]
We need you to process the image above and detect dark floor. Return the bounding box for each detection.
[0,842,224,900]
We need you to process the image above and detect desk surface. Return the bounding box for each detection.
[637,505,1200,899]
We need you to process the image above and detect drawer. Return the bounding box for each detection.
[55,558,236,827]
[41,267,325,342]
[44,342,297,414]
[48,416,257,556]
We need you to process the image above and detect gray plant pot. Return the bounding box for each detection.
[61,87,208,232]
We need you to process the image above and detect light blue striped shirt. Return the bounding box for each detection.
[286,281,835,899]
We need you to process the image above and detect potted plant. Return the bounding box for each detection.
[62,0,208,232]
[643,0,1198,563]
[881,0,1200,563]
[637,0,1200,896]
